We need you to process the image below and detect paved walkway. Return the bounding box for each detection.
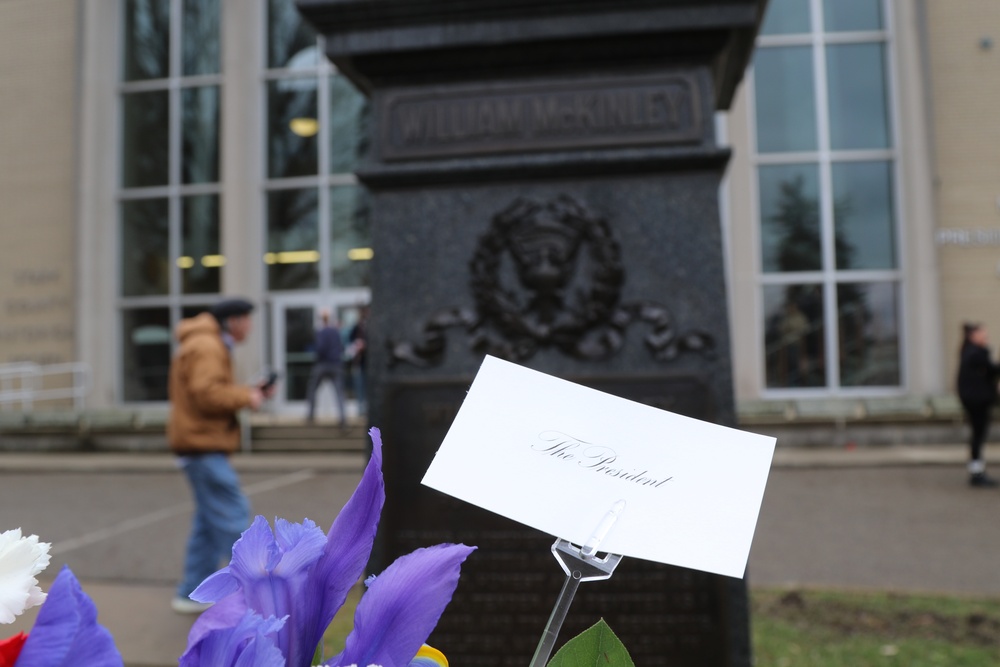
[2,442,998,666]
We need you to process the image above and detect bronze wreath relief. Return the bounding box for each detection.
[388,195,714,367]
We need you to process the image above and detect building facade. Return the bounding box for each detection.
[0,0,993,426]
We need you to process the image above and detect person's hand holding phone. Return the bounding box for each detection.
[259,371,279,400]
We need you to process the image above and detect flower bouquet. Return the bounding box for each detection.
[2,427,634,667]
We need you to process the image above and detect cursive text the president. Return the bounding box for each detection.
[532,431,674,488]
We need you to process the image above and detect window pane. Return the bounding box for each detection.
[182,305,212,320]
[268,0,318,70]
[122,308,171,401]
[754,47,818,153]
[832,161,896,270]
[759,164,821,272]
[121,198,169,296]
[827,43,890,150]
[122,91,169,188]
[823,0,882,32]
[182,0,220,76]
[283,306,315,401]
[330,186,371,288]
[764,284,826,388]
[838,282,900,386]
[182,195,221,294]
[329,75,368,173]
[266,188,319,290]
[123,0,170,81]
[268,79,319,179]
[182,86,220,184]
[760,0,811,35]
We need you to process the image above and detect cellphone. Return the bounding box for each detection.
[260,371,279,390]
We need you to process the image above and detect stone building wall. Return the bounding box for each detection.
[927,0,1000,381]
[0,0,78,367]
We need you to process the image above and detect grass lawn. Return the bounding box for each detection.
[320,584,1000,666]
[751,587,1000,667]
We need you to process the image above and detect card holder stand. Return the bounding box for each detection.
[528,500,626,667]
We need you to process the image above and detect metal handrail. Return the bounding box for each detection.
[0,362,91,411]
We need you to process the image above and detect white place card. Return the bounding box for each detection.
[421,355,776,578]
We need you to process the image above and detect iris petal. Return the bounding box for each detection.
[331,543,476,667]
[15,566,122,667]
[272,519,327,577]
[300,428,386,659]
[186,594,249,650]
[180,610,285,667]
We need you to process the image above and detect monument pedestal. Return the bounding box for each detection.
[299,2,767,665]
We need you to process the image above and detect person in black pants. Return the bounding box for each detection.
[957,322,1000,487]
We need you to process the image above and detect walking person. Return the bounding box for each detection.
[957,322,1000,487]
[305,308,347,426]
[167,298,273,613]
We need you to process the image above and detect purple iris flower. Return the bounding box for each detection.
[178,611,285,667]
[15,566,123,667]
[181,427,476,667]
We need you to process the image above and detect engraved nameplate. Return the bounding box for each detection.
[380,74,703,161]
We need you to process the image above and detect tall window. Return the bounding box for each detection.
[752,0,901,393]
[264,0,369,293]
[119,0,222,401]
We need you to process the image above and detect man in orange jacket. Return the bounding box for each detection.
[167,298,273,613]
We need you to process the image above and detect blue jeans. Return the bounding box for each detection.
[176,453,250,598]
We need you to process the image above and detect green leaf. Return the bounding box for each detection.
[547,619,636,667]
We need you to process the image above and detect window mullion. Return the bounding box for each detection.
[169,0,183,301]
[318,40,332,292]
[811,0,841,391]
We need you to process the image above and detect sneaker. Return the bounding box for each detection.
[969,473,999,488]
[171,597,213,614]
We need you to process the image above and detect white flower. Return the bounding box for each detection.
[0,528,51,624]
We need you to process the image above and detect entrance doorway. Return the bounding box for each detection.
[270,291,369,418]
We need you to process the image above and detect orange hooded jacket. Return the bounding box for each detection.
[167,313,254,454]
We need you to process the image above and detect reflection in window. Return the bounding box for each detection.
[181,305,212,320]
[268,0,318,70]
[122,91,169,188]
[329,76,368,173]
[824,0,883,32]
[122,308,171,401]
[838,282,899,386]
[764,285,826,388]
[269,79,319,179]
[754,47,817,153]
[759,164,821,272]
[181,86,220,184]
[121,199,169,297]
[827,44,890,150]
[283,306,315,401]
[760,0,811,35]
[832,161,896,270]
[330,186,371,288]
[123,0,170,81]
[267,188,319,290]
[182,195,221,294]
[182,0,220,75]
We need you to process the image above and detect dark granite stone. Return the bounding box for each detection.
[298,1,766,665]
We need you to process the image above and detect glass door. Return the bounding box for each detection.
[270,290,368,417]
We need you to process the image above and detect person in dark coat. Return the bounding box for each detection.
[957,322,1000,487]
